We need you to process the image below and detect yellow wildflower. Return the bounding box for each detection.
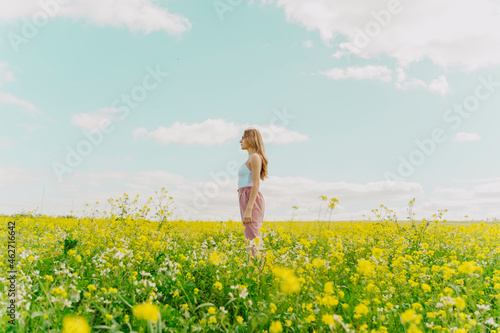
[269,321,283,333]
[61,315,91,333]
[132,303,160,321]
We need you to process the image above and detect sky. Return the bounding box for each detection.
[1,0,500,222]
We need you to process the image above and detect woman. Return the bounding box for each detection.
[238,128,268,260]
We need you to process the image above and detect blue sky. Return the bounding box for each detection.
[1,0,500,221]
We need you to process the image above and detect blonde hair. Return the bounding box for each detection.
[243,128,269,181]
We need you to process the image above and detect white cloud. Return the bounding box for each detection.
[132,127,148,141]
[255,0,500,72]
[0,92,41,114]
[2,165,500,221]
[148,119,241,146]
[20,123,46,132]
[332,50,344,59]
[0,0,191,36]
[0,63,42,115]
[134,119,309,146]
[454,132,481,142]
[0,137,14,148]
[303,40,313,48]
[321,65,393,82]
[0,164,42,188]
[71,108,118,131]
[452,177,500,184]
[0,63,15,85]
[427,75,451,96]
[395,68,450,95]
[320,65,450,95]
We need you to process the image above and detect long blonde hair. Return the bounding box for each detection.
[243,128,269,181]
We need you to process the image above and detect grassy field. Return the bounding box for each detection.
[1,193,499,332]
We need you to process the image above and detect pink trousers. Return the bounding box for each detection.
[237,186,265,242]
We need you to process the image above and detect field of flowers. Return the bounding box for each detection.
[1,192,500,332]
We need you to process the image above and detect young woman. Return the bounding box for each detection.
[237,128,268,259]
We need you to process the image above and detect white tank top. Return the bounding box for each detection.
[238,160,252,188]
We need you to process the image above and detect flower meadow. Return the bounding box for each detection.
[1,191,500,332]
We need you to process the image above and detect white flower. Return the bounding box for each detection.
[62,299,72,308]
[239,288,248,299]
[485,317,499,327]
[477,304,491,313]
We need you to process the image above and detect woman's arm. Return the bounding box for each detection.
[245,154,262,214]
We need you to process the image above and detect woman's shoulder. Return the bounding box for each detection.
[250,153,262,161]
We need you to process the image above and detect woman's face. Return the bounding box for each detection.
[240,135,249,149]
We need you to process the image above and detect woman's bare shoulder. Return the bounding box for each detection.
[249,153,262,162]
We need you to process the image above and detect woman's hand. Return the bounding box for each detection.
[243,207,252,224]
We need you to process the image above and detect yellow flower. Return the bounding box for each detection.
[214,281,223,291]
[412,303,423,311]
[208,307,216,315]
[305,314,316,323]
[237,316,244,323]
[421,283,431,293]
[132,303,160,321]
[354,303,369,316]
[105,314,113,320]
[324,282,334,294]
[61,315,91,333]
[272,266,301,294]
[322,314,334,325]
[401,309,422,324]
[87,284,96,292]
[312,258,324,268]
[285,320,292,326]
[407,323,423,333]
[269,321,283,333]
[208,316,217,324]
[270,302,277,314]
[372,247,383,259]
[455,297,466,310]
[209,252,221,265]
[357,258,374,275]
[124,314,129,322]
[458,261,479,274]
